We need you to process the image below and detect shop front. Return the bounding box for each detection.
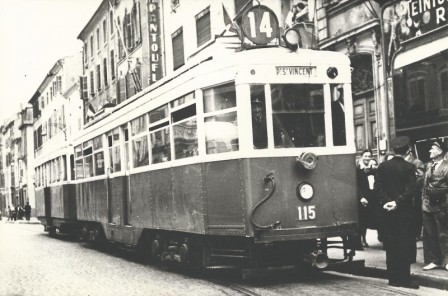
[382,0,448,162]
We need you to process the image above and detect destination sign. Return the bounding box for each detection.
[276,66,316,77]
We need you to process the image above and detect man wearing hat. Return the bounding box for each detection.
[375,136,419,289]
[421,139,448,271]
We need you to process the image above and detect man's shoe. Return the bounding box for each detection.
[388,281,400,287]
[423,263,440,270]
[399,281,419,289]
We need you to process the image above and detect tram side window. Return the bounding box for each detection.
[83,140,94,178]
[108,128,121,173]
[131,115,149,168]
[93,135,105,175]
[75,145,84,179]
[270,84,325,148]
[251,85,268,149]
[331,84,346,146]
[171,93,198,159]
[149,104,171,164]
[203,84,239,154]
[123,125,130,170]
[61,155,67,181]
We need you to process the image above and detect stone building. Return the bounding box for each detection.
[29,53,83,193]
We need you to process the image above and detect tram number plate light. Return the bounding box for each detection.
[298,205,316,221]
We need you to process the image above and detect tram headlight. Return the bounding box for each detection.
[296,182,314,201]
[283,28,301,51]
[327,67,338,79]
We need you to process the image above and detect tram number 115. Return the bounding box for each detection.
[298,205,316,221]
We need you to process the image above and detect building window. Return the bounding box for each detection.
[90,35,94,57]
[110,50,115,79]
[351,54,374,95]
[172,27,184,70]
[110,11,114,35]
[439,66,448,109]
[103,58,108,86]
[408,75,426,114]
[96,64,101,91]
[90,70,95,94]
[96,28,100,50]
[103,19,107,44]
[196,7,211,47]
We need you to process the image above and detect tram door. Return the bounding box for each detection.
[44,186,51,222]
[106,126,130,227]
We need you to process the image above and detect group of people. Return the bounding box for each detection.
[6,202,32,221]
[355,136,448,289]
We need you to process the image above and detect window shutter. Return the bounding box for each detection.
[117,76,127,104]
[103,58,108,86]
[79,76,89,100]
[196,7,211,47]
[126,72,136,98]
[172,27,184,70]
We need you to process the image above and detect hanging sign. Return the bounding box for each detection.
[241,5,280,45]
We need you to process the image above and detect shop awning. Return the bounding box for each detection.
[394,35,448,69]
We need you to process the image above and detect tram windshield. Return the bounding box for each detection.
[251,83,346,149]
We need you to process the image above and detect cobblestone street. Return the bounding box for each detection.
[1,222,446,296]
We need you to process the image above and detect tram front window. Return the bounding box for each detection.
[271,84,326,148]
[251,84,326,149]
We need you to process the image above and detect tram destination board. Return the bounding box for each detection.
[275,66,316,77]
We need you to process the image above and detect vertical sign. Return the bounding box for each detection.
[148,0,162,84]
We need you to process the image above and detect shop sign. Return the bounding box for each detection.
[148,0,162,84]
[382,0,448,73]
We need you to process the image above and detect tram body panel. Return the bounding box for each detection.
[170,163,205,233]
[243,154,358,241]
[203,159,246,236]
[35,188,46,218]
[108,175,127,225]
[149,168,174,230]
[50,184,77,219]
[76,179,108,223]
[128,172,152,228]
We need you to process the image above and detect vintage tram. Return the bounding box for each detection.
[37,46,358,272]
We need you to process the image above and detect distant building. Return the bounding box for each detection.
[29,53,83,196]
[77,0,154,126]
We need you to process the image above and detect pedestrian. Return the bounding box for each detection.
[12,205,17,221]
[421,139,448,271]
[24,202,31,221]
[374,136,419,289]
[356,149,380,248]
[7,206,11,221]
[403,141,425,242]
[18,205,24,220]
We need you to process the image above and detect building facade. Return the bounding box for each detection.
[29,53,83,195]
[380,0,448,162]
[77,0,153,126]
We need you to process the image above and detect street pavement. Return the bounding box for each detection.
[2,219,447,292]
[329,229,448,291]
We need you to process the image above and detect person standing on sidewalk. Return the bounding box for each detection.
[421,139,448,271]
[24,202,31,221]
[356,149,380,248]
[403,140,425,242]
[375,136,419,289]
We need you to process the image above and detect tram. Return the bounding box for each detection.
[38,46,358,272]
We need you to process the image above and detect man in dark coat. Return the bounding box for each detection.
[375,136,419,289]
[24,202,31,221]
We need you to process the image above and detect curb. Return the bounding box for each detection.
[330,262,448,290]
[3,220,41,225]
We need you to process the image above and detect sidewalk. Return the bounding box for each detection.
[329,229,448,290]
[1,217,41,225]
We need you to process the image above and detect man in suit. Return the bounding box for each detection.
[375,136,419,289]
[421,140,448,271]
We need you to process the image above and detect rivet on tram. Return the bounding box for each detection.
[250,69,256,75]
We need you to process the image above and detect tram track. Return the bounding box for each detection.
[207,279,263,296]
